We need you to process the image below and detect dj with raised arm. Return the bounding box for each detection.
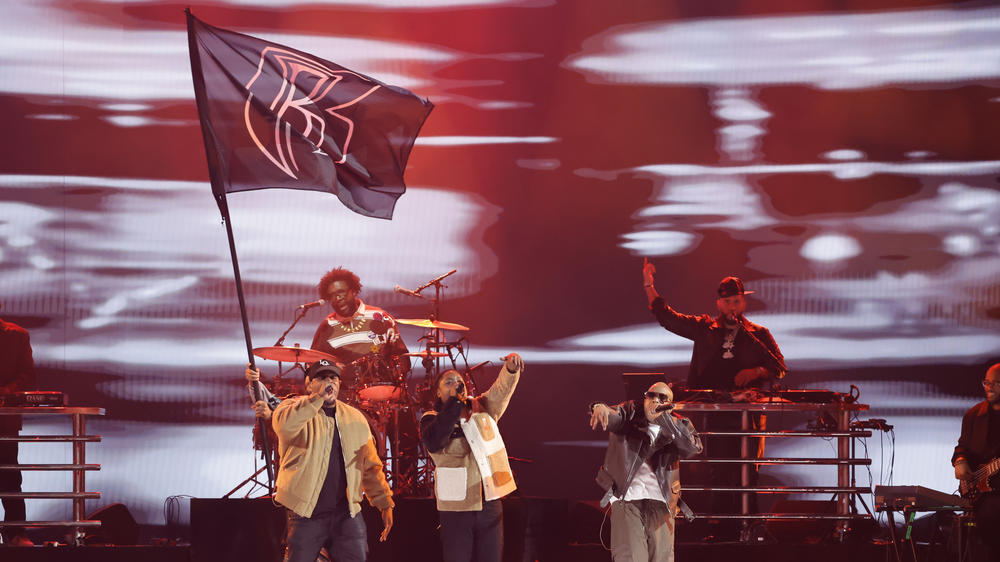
[419,353,524,562]
[589,382,703,562]
[642,259,786,390]
[953,362,1000,559]
[641,259,787,540]
[272,359,394,562]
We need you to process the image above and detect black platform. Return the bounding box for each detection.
[0,545,190,562]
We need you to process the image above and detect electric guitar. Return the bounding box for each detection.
[960,456,1000,501]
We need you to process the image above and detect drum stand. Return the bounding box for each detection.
[368,400,434,497]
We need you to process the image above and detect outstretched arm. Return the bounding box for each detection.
[480,353,523,420]
[589,402,626,433]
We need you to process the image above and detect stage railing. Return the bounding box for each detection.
[0,406,105,544]
[673,400,871,531]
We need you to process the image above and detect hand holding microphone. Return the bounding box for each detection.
[310,377,337,401]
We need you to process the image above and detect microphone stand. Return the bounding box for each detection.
[275,307,312,347]
[406,269,461,392]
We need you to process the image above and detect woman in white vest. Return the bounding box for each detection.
[419,353,524,562]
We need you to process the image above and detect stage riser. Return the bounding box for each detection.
[0,546,190,562]
[190,497,571,562]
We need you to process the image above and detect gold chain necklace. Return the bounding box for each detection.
[340,317,364,333]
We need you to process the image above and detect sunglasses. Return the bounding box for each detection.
[644,391,671,403]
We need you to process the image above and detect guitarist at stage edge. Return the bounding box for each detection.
[953,362,1000,558]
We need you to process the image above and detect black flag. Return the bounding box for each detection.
[187,13,433,219]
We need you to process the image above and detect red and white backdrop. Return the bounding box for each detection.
[1,0,998,526]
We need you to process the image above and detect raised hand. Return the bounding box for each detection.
[503,353,524,373]
[642,257,656,286]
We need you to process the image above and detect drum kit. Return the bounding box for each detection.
[246,270,481,497]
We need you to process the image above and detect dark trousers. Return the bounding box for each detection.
[0,438,26,541]
[283,507,367,562]
[438,499,503,562]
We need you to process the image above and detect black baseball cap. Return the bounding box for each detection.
[717,276,754,298]
[305,359,342,380]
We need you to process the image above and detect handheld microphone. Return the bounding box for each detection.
[655,403,675,412]
[297,298,326,310]
[393,285,424,299]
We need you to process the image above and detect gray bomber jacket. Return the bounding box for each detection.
[595,400,703,513]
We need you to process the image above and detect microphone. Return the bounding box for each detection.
[655,403,675,412]
[297,299,326,310]
[394,285,424,299]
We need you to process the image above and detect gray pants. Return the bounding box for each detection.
[610,499,674,562]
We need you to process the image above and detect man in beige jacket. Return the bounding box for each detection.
[272,359,394,562]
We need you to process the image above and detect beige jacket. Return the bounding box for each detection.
[423,365,520,511]
[272,395,393,518]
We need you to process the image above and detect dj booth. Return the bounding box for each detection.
[0,399,106,545]
[623,374,877,539]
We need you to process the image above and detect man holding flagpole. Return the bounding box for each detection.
[186,8,433,494]
[272,359,394,562]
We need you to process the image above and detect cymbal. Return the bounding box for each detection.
[253,346,336,363]
[401,351,448,358]
[395,318,470,331]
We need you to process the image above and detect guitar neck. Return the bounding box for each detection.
[974,457,1000,483]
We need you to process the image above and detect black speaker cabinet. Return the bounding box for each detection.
[190,498,285,562]
[85,502,140,545]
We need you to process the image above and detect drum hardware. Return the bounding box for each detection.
[401,351,449,358]
[243,270,472,498]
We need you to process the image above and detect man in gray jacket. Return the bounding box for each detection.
[590,382,703,562]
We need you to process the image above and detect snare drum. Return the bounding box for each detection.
[359,382,406,403]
